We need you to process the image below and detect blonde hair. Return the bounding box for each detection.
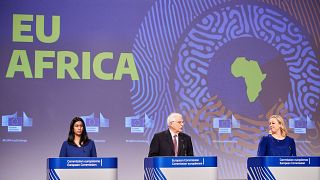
[268,115,288,137]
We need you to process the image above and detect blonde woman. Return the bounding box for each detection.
[257,115,296,156]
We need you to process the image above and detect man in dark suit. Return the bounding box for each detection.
[148,113,194,157]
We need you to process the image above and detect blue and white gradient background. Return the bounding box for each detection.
[0,0,319,179]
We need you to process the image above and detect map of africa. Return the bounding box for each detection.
[231,57,267,102]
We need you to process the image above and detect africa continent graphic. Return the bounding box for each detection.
[231,57,267,102]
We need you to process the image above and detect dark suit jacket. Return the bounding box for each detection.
[148,129,194,157]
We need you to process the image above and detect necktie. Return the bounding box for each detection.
[173,135,178,156]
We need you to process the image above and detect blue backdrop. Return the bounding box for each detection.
[1,0,319,179]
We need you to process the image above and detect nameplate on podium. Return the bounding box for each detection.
[144,156,217,180]
[247,156,320,180]
[47,157,117,180]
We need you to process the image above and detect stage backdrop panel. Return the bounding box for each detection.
[0,0,319,179]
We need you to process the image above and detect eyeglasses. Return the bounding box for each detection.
[171,120,184,124]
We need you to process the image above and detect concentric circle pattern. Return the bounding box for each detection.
[131,0,320,178]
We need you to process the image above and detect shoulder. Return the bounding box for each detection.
[61,141,70,148]
[154,130,168,136]
[286,136,295,143]
[152,130,170,141]
[62,140,69,145]
[65,140,77,146]
[259,135,270,142]
[179,132,191,139]
[82,139,95,148]
[87,139,95,145]
[264,134,271,139]
[286,136,294,140]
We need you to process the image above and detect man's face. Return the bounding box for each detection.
[170,116,184,133]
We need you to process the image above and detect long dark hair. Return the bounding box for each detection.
[67,117,89,146]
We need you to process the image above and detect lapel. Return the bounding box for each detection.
[165,129,175,154]
[178,133,183,155]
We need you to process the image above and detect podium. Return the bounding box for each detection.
[247,156,320,180]
[144,156,217,180]
[47,157,117,180]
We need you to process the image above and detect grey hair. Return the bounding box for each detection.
[167,113,182,126]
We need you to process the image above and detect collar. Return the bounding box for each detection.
[169,129,179,138]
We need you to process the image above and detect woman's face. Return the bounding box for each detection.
[269,117,281,134]
[73,121,84,136]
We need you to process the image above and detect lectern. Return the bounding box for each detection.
[144,156,217,180]
[47,157,117,180]
[247,156,320,180]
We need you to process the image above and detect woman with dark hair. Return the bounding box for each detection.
[59,117,97,157]
[257,115,296,156]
